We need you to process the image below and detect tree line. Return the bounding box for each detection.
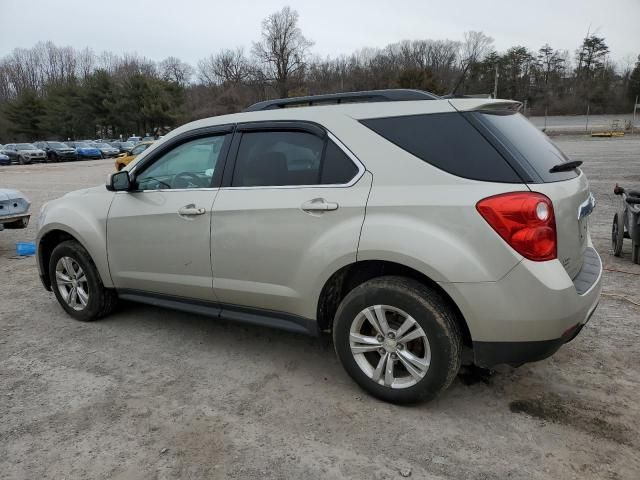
[1,6,639,142]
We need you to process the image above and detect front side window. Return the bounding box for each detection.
[232,130,359,187]
[135,135,228,190]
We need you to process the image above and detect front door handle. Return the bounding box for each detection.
[301,198,339,212]
[178,204,206,216]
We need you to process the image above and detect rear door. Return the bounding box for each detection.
[211,122,371,320]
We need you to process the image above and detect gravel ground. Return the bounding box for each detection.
[1,135,639,480]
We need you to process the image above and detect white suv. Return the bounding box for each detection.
[36,90,601,404]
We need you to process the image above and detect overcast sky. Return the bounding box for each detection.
[0,0,638,68]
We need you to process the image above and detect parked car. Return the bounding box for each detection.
[67,142,102,160]
[114,141,154,171]
[34,141,78,162]
[36,89,601,404]
[110,141,135,154]
[0,188,30,231]
[2,143,46,164]
[0,145,9,165]
[91,142,120,158]
[126,136,142,144]
[141,136,156,142]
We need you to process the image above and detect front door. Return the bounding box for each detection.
[107,133,231,301]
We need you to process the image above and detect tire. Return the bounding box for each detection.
[333,276,462,404]
[116,163,124,171]
[612,213,624,256]
[48,240,118,321]
[18,155,25,165]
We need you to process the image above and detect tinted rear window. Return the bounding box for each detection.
[360,113,521,183]
[321,140,359,184]
[475,112,577,182]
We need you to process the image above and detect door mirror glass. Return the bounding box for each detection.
[107,170,131,191]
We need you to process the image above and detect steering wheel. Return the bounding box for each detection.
[171,171,207,189]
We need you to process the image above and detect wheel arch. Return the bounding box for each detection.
[316,259,473,347]
[38,225,112,290]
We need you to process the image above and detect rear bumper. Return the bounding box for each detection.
[441,246,602,367]
[472,301,598,367]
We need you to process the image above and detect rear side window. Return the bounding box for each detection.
[232,130,359,187]
[474,112,578,182]
[360,112,521,183]
[321,140,359,184]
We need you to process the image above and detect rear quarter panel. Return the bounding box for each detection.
[323,114,526,283]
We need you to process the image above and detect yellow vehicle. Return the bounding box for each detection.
[114,141,154,171]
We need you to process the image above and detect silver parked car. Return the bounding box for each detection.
[36,90,601,404]
[2,143,47,164]
[0,188,30,230]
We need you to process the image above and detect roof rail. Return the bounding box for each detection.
[244,89,440,112]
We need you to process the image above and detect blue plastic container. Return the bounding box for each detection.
[16,241,36,256]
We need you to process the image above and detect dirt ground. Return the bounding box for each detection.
[1,135,639,480]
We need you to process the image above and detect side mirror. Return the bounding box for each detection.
[106,170,132,192]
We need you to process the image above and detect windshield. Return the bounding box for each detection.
[16,143,37,150]
[75,143,90,148]
[49,142,68,148]
[95,143,111,148]
[120,142,134,148]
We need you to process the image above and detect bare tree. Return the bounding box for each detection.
[460,31,493,67]
[197,48,252,86]
[252,6,313,97]
[158,56,194,86]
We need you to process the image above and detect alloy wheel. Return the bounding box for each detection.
[55,256,89,311]
[349,305,431,389]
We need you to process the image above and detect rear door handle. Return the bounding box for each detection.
[178,204,206,216]
[301,198,339,212]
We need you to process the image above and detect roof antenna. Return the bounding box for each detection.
[447,61,471,98]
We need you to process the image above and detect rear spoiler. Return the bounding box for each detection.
[448,99,522,113]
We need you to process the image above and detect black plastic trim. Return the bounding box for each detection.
[244,89,439,112]
[236,120,326,139]
[473,312,595,367]
[116,289,318,336]
[473,338,565,368]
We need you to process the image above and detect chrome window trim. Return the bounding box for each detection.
[223,131,366,190]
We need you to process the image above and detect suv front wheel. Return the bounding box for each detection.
[333,276,462,404]
[49,240,118,321]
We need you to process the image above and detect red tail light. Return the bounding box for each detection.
[476,192,556,261]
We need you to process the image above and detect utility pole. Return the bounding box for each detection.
[634,95,638,134]
[493,63,499,99]
[586,102,590,133]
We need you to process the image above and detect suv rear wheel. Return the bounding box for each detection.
[49,240,118,321]
[333,276,462,404]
